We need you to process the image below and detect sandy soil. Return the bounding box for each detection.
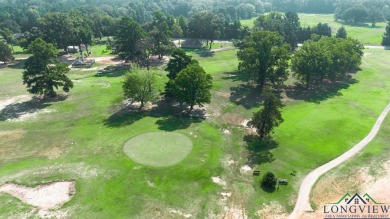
[93,56,123,65]
[257,202,288,219]
[0,180,76,210]
[0,95,31,111]
[212,176,227,186]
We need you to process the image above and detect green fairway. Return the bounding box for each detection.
[1,43,390,217]
[240,13,385,45]
[123,132,193,167]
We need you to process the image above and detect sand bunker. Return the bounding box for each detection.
[0,180,76,210]
[211,176,227,186]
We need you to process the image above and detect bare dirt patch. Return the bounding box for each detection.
[0,95,31,111]
[223,206,248,219]
[0,180,76,210]
[257,202,288,219]
[212,176,227,186]
[364,160,390,203]
[93,56,123,65]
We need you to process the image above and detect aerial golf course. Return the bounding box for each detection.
[1,13,390,218]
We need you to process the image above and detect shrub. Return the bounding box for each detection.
[261,171,277,189]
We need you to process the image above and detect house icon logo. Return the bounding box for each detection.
[323,193,390,219]
[329,193,383,205]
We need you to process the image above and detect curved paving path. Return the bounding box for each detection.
[289,102,390,219]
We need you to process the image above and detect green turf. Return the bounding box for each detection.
[240,13,386,45]
[123,132,193,167]
[1,41,390,218]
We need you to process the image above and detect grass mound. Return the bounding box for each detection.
[123,132,193,167]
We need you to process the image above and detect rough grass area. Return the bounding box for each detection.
[309,115,390,216]
[1,42,390,218]
[241,13,385,45]
[123,132,193,167]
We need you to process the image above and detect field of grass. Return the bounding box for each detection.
[241,13,385,45]
[1,41,390,217]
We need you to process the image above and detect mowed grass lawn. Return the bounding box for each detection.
[1,45,390,218]
[241,13,386,45]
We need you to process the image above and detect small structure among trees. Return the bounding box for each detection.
[181,39,203,49]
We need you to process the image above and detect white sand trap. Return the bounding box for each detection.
[240,120,249,127]
[168,208,192,218]
[222,129,231,135]
[240,165,252,174]
[0,180,76,210]
[221,192,231,201]
[211,176,227,186]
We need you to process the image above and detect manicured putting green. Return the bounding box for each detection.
[123,132,193,167]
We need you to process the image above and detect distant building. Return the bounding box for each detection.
[181,39,203,49]
[67,46,80,53]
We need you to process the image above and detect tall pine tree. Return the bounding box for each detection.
[382,20,390,46]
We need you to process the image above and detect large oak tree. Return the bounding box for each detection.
[171,63,213,113]
[237,30,291,89]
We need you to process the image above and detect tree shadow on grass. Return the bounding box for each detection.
[0,95,67,121]
[103,99,205,130]
[261,183,277,193]
[284,78,358,104]
[244,135,278,167]
[230,82,264,109]
[181,48,215,57]
[7,60,25,69]
[155,115,203,131]
[221,71,251,82]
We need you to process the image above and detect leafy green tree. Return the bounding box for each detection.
[292,36,363,88]
[336,26,347,38]
[251,89,284,139]
[261,172,277,190]
[115,17,146,62]
[0,42,14,64]
[23,38,73,98]
[172,63,213,113]
[38,12,77,51]
[188,11,225,49]
[178,16,188,37]
[237,31,291,88]
[341,5,368,25]
[291,39,332,88]
[122,68,159,108]
[254,11,300,49]
[148,11,173,59]
[313,23,331,37]
[382,20,390,46]
[164,49,198,97]
[364,0,384,27]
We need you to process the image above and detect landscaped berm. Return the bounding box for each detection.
[123,132,193,167]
